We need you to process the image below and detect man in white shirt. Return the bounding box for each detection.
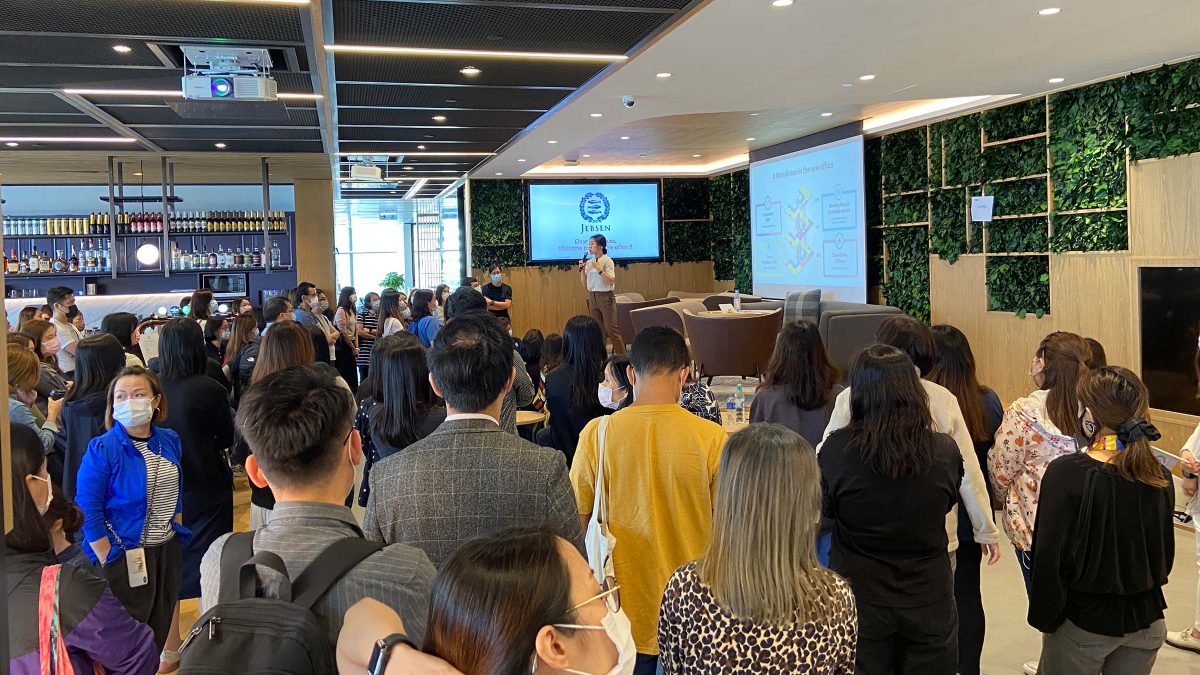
[820,316,1001,563]
[47,286,82,376]
[578,234,625,354]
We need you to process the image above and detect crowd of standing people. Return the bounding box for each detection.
[3,275,1191,675]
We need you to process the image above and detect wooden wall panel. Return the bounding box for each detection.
[293,179,335,291]
[932,153,1200,453]
[473,261,727,337]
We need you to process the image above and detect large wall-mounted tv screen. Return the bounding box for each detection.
[527,182,661,263]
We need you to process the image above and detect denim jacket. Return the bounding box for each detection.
[75,422,190,564]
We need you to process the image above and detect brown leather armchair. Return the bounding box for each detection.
[684,309,782,382]
[614,296,678,350]
[628,300,706,339]
[701,293,763,311]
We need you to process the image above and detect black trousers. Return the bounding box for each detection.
[856,595,958,675]
[953,541,985,675]
[100,537,182,652]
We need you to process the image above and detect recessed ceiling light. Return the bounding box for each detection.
[113,45,132,53]
[5,142,18,147]
[639,154,647,158]
[772,0,794,6]
[424,134,434,138]
[859,74,876,81]
[133,172,143,176]
[494,172,504,176]
[517,158,527,162]
[841,82,854,88]
[581,154,591,158]
[432,115,447,122]
[619,135,630,140]
[215,142,227,149]
[1038,7,1061,15]
[692,153,702,158]
[403,166,413,170]
[749,112,760,116]
[548,140,558,144]
[459,66,481,76]
[820,112,833,117]
[590,113,603,117]
[417,145,426,150]
[1048,77,1065,83]
[656,72,672,78]
[444,99,458,104]
[745,137,756,141]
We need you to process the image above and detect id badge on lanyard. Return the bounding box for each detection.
[125,547,149,588]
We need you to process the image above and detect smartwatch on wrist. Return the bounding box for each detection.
[368,633,418,675]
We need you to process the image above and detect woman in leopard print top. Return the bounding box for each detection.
[658,424,857,674]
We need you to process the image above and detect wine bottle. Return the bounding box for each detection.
[271,239,281,268]
[68,246,79,273]
[5,248,17,275]
[18,250,29,275]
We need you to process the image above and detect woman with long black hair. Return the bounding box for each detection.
[59,334,126,497]
[333,286,360,390]
[405,288,440,348]
[752,320,843,446]
[820,344,963,673]
[544,315,607,460]
[928,324,1003,675]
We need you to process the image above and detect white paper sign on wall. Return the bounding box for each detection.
[971,195,995,222]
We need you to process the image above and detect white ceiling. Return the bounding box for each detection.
[480,0,1200,178]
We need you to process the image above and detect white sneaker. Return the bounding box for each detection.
[1022,661,1039,675]
[1166,628,1200,654]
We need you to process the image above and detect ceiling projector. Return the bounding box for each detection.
[350,165,383,180]
[181,46,278,102]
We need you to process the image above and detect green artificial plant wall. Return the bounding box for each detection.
[469,179,526,269]
[709,170,751,289]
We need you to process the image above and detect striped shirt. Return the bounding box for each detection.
[357,309,378,368]
[132,437,178,546]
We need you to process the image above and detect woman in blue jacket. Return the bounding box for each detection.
[406,288,440,348]
[75,365,187,658]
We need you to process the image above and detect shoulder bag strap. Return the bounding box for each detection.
[238,551,295,602]
[592,416,610,525]
[217,531,256,604]
[290,538,385,610]
[38,564,76,675]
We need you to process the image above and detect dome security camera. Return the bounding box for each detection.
[621,95,636,108]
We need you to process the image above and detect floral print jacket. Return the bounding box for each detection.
[987,388,1078,551]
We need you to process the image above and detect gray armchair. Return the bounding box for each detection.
[614,296,678,350]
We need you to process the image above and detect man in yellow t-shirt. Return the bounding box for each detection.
[570,326,726,672]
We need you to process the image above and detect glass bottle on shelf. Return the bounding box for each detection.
[68,246,79,273]
[271,239,280,268]
[251,246,262,267]
[28,249,40,274]
[52,249,66,274]
[18,250,29,275]
[6,248,18,275]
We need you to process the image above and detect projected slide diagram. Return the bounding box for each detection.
[748,136,866,301]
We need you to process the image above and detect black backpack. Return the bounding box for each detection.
[178,532,384,675]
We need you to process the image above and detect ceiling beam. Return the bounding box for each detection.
[53,91,164,151]
[300,0,340,181]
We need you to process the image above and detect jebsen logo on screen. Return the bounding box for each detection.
[579,192,612,232]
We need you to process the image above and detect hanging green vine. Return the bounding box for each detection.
[1049,213,1129,252]
[982,98,1046,141]
[929,188,967,263]
[882,226,931,322]
[985,217,1049,253]
[986,178,1048,217]
[884,192,928,225]
[986,256,1049,318]
[881,127,928,193]
[1049,81,1127,211]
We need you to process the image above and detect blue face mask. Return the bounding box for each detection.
[490,273,502,283]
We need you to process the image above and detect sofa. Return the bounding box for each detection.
[614,296,679,350]
[628,300,707,342]
[741,295,903,378]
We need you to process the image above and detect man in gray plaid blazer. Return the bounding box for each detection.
[364,312,584,567]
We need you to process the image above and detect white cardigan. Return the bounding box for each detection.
[819,378,1002,552]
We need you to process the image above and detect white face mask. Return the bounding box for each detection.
[319,299,330,312]
[350,294,358,304]
[29,473,52,516]
[548,609,636,675]
[597,384,621,410]
[114,398,156,429]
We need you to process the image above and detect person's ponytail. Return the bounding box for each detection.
[1078,367,1169,488]
[1037,332,1090,436]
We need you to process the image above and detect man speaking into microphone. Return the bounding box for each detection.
[578,234,625,354]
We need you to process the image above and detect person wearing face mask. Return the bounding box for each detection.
[1029,366,1173,674]
[292,282,320,326]
[419,527,634,675]
[203,316,228,364]
[75,366,185,657]
[433,284,451,326]
[570,326,726,673]
[5,423,160,675]
[598,355,631,412]
[334,286,361,391]
[310,288,340,364]
[222,314,259,408]
[7,343,64,453]
[356,291,382,382]
[232,296,253,317]
[70,306,87,333]
[545,315,608,461]
[17,318,70,417]
[47,286,82,377]
[379,289,409,338]
[199,362,436,652]
[989,331,1091,595]
[99,311,146,367]
[482,263,514,320]
[189,289,215,330]
[318,288,335,321]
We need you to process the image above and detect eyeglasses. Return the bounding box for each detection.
[569,576,620,614]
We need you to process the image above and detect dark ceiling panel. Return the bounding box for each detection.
[0,112,96,124]
[2,0,305,43]
[0,66,313,93]
[339,141,499,154]
[0,35,164,67]
[104,105,320,126]
[137,126,321,141]
[333,53,604,89]
[337,107,542,128]
[333,1,672,54]
[337,83,568,110]
[0,124,114,137]
[156,139,323,153]
[462,0,691,7]
[338,126,517,143]
[0,93,81,114]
